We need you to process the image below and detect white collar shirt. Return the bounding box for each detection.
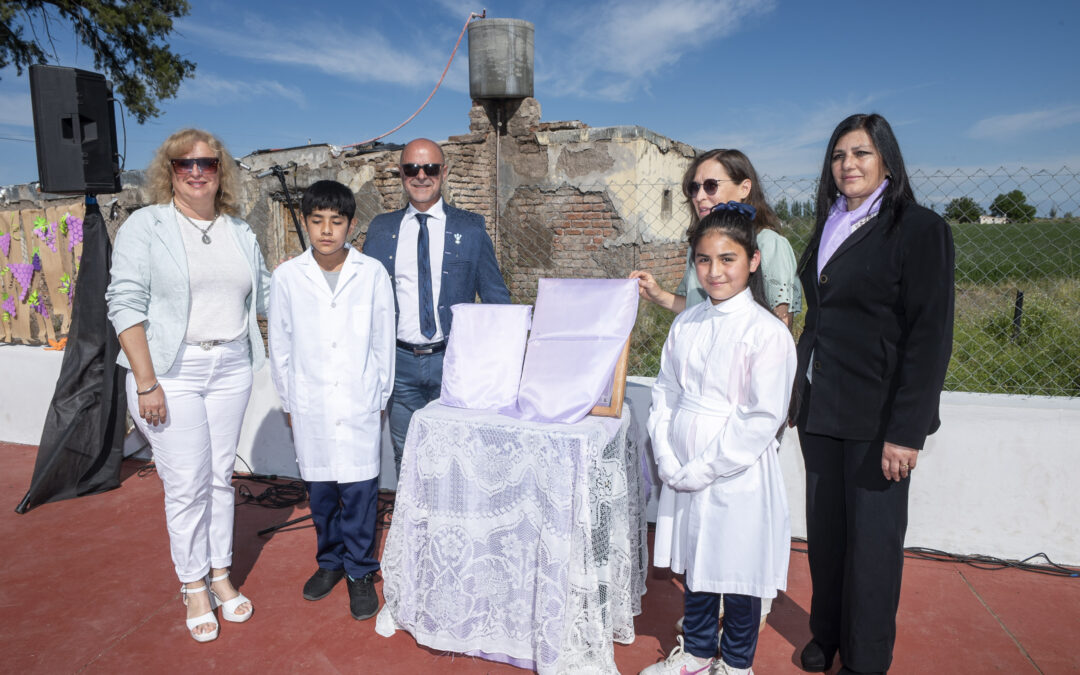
[395,199,447,343]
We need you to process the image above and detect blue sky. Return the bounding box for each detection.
[1,0,1078,188]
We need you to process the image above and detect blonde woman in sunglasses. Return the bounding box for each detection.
[106,128,270,642]
[630,149,801,327]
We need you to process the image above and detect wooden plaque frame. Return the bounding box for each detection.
[590,338,630,418]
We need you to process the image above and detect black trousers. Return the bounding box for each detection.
[797,398,910,673]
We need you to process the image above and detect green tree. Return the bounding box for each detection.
[774,197,790,221]
[944,196,985,223]
[1,1,195,122]
[989,190,1037,222]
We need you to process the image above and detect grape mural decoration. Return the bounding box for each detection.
[66,215,83,252]
[8,263,34,302]
[0,201,87,345]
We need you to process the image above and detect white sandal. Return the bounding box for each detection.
[208,571,253,623]
[180,583,219,643]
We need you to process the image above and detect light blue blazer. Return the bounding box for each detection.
[106,203,271,375]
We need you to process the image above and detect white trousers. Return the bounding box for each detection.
[127,341,253,583]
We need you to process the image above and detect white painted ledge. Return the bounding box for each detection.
[4,347,1077,564]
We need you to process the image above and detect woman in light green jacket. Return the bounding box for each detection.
[106,129,270,643]
[631,148,801,326]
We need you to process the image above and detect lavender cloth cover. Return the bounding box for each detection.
[507,278,639,424]
[439,303,532,410]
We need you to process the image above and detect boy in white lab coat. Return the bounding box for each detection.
[268,180,395,620]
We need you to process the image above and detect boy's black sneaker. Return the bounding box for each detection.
[303,568,345,601]
[347,572,379,620]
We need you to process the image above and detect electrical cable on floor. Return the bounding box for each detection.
[135,459,157,478]
[134,460,1077,577]
[648,522,1077,578]
[789,537,1078,579]
[129,455,307,509]
[232,455,306,509]
[903,547,1079,578]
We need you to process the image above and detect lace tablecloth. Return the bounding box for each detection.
[376,403,648,673]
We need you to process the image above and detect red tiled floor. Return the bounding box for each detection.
[2,441,1076,674]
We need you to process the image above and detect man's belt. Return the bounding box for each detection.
[396,339,447,355]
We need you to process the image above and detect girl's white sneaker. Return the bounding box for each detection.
[639,636,715,675]
[712,660,753,675]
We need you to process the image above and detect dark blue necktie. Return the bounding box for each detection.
[416,213,437,339]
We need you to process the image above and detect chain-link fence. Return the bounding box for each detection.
[495,167,1080,397]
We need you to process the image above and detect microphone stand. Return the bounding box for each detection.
[259,164,305,250]
[252,163,306,537]
[257,513,312,537]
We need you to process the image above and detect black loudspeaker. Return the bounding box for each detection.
[29,65,121,194]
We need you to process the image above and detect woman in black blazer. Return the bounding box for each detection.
[793,114,954,674]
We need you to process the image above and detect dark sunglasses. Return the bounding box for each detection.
[687,178,735,196]
[400,163,443,178]
[170,157,220,174]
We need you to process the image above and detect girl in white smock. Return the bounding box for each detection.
[641,202,797,675]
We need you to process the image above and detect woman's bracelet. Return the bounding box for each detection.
[136,381,160,396]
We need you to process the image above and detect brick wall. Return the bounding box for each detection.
[499,185,687,302]
[1,97,695,345]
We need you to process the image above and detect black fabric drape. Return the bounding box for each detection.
[16,199,126,513]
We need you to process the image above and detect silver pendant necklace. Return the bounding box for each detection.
[175,202,218,244]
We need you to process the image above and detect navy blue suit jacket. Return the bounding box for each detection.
[362,204,510,337]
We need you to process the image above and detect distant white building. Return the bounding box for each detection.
[979,215,1008,225]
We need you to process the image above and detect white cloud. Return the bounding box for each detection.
[177,17,456,92]
[687,95,878,178]
[543,0,775,101]
[968,105,1080,140]
[177,73,306,107]
[431,0,483,19]
[0,91,33,127]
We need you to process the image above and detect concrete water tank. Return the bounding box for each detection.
[468,18,534,99]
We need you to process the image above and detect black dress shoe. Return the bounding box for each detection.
[800,639,837,672]
[347,572,379,620]
[303,567,345,601]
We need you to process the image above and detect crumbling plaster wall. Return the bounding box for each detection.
[475,98,695,300]
[1,96,698,302]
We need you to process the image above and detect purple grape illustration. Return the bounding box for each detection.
[33,216,48,241]
[46,221,59,253]
[0,232,10,258]
[1,293,14,321]
[28,290,48,319]
[32,250,42,272]
[8,263,34,302]
[67,215,84,252]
